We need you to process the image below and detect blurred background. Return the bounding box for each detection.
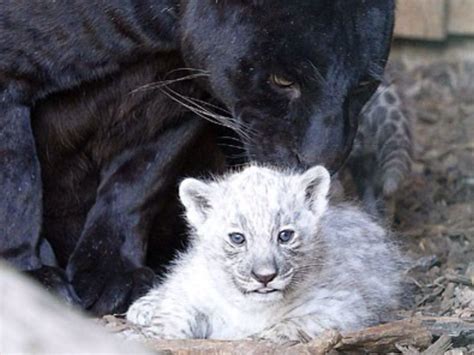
[385,0,473,345]
[393,0,474,62]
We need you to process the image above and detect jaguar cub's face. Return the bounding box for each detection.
[180,0,395,172]
[179,165,330,302]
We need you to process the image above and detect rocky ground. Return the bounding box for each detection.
[389,59,474,353]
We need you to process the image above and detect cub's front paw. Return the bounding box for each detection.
[127,295,159,327]
[249,322,312,345]
[125,312,184,340]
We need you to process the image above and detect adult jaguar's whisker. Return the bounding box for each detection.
[130,73,209,94]
[159,88,229,129]
[160,86,249,139]
[307,60,327,87]
[165,67,210,76]
[184,96,231,115]
[217,143,246,151]
[160,86,254,142]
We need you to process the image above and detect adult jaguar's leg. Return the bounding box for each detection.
[66,117,210,315]
[0,85,78,303]
[0,99,40,269]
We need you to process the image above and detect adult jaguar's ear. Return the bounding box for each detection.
[300,166,331,217]
[179,178,212,226]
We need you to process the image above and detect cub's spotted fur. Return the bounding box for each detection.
[345,73,413,219]
[126,166,405,343]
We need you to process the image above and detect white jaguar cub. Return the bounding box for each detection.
[127,165,405,343]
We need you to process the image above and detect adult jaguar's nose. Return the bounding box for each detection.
[297,107,355,174]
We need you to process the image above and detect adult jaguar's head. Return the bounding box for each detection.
[179,0,395,173]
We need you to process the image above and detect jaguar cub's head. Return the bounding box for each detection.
[179,0,395,172]
[179,165,330,302]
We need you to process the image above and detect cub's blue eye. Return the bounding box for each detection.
[229,232,246,245]
[278,229,295,243]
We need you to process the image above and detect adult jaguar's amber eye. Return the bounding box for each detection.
[278,229,295,243]
[270,74,295,88]
[229,232,246,245]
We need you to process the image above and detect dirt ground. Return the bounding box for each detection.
[388,59,474,353]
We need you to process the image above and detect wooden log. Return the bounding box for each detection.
[422,334,452,355]
[335,319,432,353]
[113,316,473,354]
[126,318,432,354]
[417,316,474,348]
[290,330,342,355]
[445,273,473,287]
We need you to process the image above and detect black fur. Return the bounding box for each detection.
[0,0,395,314]
[32,55,225,313]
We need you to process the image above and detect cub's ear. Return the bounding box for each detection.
[179,178,212,226]
[300,166,331,216]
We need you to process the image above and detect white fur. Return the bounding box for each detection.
[127,165,404,343]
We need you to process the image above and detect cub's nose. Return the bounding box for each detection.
[251,270,277,285]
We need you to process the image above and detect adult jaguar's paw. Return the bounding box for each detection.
[71,267,156,316]
[26,266,81,306]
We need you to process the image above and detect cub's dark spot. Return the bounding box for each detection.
[385,91,397,105]
[373,106,388,123]
[390,109,402,122]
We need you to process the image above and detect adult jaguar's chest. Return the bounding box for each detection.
[30,54,218,265]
